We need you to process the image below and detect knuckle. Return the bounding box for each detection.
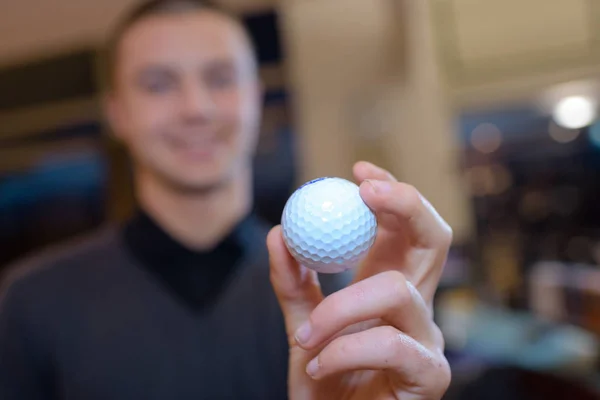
[420,349,451,394]
[435,357,452,394]
[379,325,402,349]
[389,334,409,362]
[381,325,401,342]
[325,336,352,365]
[381,269,405,285]
[376,326,404,359]
[382,271,411,308]
[431,323,446,351]
[440,223,454,247]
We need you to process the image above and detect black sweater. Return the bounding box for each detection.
[0,212,351,399]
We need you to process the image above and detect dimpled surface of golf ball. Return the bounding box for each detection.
[281,177,377,273]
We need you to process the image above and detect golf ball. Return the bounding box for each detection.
[281,177,377,273]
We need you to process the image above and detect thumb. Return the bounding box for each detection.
[267,226,323,346]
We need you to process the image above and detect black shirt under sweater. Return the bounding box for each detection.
[0,211,352,400]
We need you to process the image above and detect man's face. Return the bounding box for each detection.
[107,11,262,191]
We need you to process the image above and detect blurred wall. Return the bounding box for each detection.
[0,1,136,65]
[0,0,276,66]
[431,0,600,109]
[279,0,475,243]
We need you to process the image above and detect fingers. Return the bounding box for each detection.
[359,179,452,249]
[294,271,435,351]
[350,161,452,309]
[353,161,397,183]
[306,325,450,393]
[353,160,452,248]
[267,226,323,346]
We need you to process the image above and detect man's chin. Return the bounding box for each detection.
[159,171,231,194]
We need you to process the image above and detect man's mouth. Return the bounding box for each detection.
[167,133,223,159]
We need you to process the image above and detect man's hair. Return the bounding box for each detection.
[98,0,255,91]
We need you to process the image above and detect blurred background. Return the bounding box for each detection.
[2,0,600,398]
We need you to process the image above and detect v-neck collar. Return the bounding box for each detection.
[122,209,260,312]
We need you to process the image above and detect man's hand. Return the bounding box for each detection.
[267,161,452,400]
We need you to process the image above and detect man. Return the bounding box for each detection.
[0,0,452,399]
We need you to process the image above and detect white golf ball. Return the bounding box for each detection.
[281,177,377,273]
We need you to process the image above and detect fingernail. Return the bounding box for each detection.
[295,322,312,345]
[365,179,391,194]
[306,356,320,378]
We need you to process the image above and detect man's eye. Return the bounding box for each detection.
[143,79,174,93]
[207,71,236,89]
[137,71,176,94]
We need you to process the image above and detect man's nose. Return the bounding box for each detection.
[178,82,216,122]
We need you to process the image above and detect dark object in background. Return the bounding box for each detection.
[453,366,599,400]
[0,135,108,270]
